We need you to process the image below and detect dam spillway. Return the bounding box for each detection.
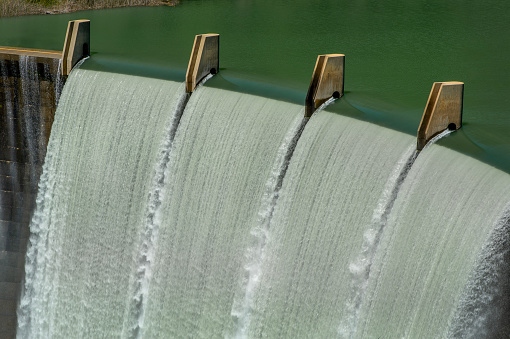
[1,1,510,337]
[9,63,510,338]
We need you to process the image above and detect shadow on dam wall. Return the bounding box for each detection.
[0,20,89,339]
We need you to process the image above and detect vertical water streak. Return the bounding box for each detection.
[129,90,188,339]
[130,74,213,338]
[54,58,63,105]
[231,98,334,338]
[19,55,40,172]
[338,145,416,338]
[339,128,453,337]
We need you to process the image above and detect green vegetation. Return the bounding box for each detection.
[1,0,178,17]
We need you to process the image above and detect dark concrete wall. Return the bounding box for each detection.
[0,53,62,339]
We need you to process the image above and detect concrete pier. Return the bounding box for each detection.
[305,54,345,118]
[62,20,90,76]
[417,81,464,150]
[186,34,219,93]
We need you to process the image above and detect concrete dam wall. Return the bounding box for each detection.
[0,20,89,339]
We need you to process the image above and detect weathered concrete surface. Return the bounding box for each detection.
[185,33,219,93]
[417,81,463,150]
[305,54,345,118]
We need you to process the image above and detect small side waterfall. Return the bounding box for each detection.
[19,55,43,171]
[0,59,19,182]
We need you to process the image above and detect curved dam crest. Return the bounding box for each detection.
[15,66,510,338]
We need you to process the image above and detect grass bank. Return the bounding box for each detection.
[1,0,179,17]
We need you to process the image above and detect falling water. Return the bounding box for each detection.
[448,204,510,338]
[19,55,41,172]
[13,68,510,338]
[54,59,64,105]
[354,145,510,338]
[129,87,187,338]
[141,86,302,338]
[130,74,214,338]
[0,59,19,182]
[242,111,415,337]
[17,68,184,338]
[231,98,336,338]
[338,144,417,337]
[339,128,454,337]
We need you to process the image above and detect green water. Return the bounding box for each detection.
[0,0,509,171]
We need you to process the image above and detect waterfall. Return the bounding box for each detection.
[447,204,510,338]
[18,68,184,338]
[14,70,510,338]
[354,144,510,338]
[0,59,19,183]
[340,128,454,337]
[54,59,63,106]
[242,111,416,337]
[19,55,41,172]
[231,98,336,338]
[129,88,187,338]
[141,86,302,338]
[130,74,214,338]
[338,144,417,338]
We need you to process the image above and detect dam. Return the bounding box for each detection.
[1,1,510,338]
